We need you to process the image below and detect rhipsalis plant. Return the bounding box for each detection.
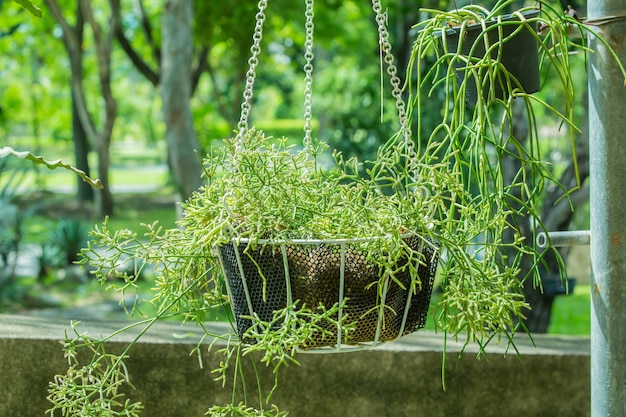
[409,0,625,352]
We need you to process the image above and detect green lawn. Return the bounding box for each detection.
[23,165,170,191]
[20,190,178,245]
[103,198,178,234]
[548,284,590,335]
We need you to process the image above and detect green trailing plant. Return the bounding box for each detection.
[47,129,531,414]
[408,0,626,352]
[46,0,626,415]
[47,321,144,417]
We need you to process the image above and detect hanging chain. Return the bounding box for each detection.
[238,0,408,155]
[237,0,268,139]
[303,0,315,150]
[371,0,412,145]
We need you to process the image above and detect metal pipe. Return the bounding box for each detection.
[536,230,590,248]
[587,0,626,415]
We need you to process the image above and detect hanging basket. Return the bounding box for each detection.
[217,235,438,350]
[442,9,541,106]
[210,0,438,352]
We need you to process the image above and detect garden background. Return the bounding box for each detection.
[0,0,590,335]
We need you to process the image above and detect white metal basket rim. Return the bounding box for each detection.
[229,232,418,246]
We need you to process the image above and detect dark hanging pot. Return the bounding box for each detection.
[217,236,439,349]
[543,274,577,296]
[442,9,541,106]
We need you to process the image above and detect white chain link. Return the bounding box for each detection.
[237,0,268,140]
[371,0,412,145]
[303,0,315,151]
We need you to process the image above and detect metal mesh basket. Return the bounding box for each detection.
[217,235,438,350]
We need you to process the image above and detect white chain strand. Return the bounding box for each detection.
[303,0,315,152]
[237,0,268,141]
[371,0,412,147]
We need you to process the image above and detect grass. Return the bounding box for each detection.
[22,165,170,191]
[104,198,178,234]
[19,190,179,244]
[548,284,590,335]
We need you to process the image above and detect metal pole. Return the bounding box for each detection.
[536,230,590,248]
[587,0,626,415]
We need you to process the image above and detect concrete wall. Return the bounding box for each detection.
[0,314,590,417]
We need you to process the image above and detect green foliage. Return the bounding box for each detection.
[44,0,626,415]
[0,197,20,266]
[241,300,354,364]
[185,130,443,244]
[206,403,287,417]
[205,302,354,414]
[47,322,143,417]
[0,158,36,303]
[314,54,396,160]
[62,120,530,414]
[407,0,625,348]
[48,218,90,265]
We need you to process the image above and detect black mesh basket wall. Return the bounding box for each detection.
[217,235,438,349]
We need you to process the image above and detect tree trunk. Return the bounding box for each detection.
[45,0,118,216]
[69,6,93,204]
[72,94,93,204]
[160,0,204,201]
[80,0,119,217]
[45,0,93,204]
[117,0,209,199]
[93,146,113,217]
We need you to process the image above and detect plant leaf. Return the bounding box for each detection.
[0,146,103,189]
[13,0,43,17]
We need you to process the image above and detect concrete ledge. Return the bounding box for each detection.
[1,314,590,417]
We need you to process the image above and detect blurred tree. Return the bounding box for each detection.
[160,0,203,201]
[114,0,261,200]
[44,0,120,217]
[115,0,393,194]
[0,1,94,201]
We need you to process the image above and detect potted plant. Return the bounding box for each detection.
[407,0,625,353]
[434,6,541,106]
[46,0,626,415]
[413,1,624,107]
